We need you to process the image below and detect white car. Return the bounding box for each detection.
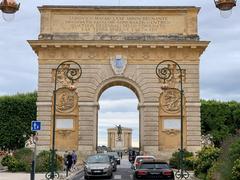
[132,155,155,169]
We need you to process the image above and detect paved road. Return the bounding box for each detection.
[72,156,133,180]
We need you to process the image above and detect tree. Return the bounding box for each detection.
[0,92,37,150]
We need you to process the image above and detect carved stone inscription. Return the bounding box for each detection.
[51,15,185,34]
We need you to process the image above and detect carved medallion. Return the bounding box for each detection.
[160,88,182,113]
[56,88,78,113]
[110,55,127,75]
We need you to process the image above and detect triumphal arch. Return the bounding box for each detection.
[29,6,208,159]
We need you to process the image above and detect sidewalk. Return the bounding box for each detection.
[0,172,46,180]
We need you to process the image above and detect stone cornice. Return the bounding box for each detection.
[28,40,209,55]
[38,6,199,11]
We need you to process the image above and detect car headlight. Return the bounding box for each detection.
[85,165,91,172]
[103,166,110,172]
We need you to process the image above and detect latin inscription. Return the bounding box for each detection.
[51,15,185,34]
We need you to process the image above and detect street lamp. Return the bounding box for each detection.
[156,60,189,179]
[45,60,82,180]
[0,0,20,21]
[214,0,237,18]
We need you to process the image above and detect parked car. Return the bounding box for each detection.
[108,151,121,165]
[132,155,155,169]
[133,160,175,180]
[83,154,113,179]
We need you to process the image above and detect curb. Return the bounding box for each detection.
[66,166,84,180]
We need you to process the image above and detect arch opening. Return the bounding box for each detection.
[97,86,140,153]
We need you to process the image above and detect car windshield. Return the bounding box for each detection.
[87,155,109,164]
[108,152,119,158]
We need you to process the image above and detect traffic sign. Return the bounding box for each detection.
[31,121,41,131]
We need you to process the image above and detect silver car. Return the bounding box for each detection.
[84,154,113,179]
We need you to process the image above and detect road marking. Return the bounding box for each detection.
[114,175,122,179]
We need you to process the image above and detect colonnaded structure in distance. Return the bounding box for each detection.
[107,127,132,151]
[29,6,209,159]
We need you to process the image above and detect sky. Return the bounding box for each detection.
[0,0,240,146]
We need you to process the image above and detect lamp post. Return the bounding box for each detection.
[214,0,237,17]
[0,0,20,21]
[45,60,82,180]
[156,60,189,179]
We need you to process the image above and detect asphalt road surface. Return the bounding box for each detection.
[72,156,133,180]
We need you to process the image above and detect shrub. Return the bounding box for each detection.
[1,155,29,172]
[232,159,240,180]
[169,150,195,170]
[1,155,15,166]
[194,146,220,178]
[36,151,63,172]
[229,139,240,161]
[13,148,32,171]
[206,162,220,180]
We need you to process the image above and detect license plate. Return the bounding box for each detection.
[93,170,101,173]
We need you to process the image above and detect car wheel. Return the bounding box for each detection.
[84,175,89,179]
[107,172,113,179]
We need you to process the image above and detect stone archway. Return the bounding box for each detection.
[95,77,144,151]
[29,6,209,159]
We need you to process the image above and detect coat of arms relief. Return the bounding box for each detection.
[110,55,127,75]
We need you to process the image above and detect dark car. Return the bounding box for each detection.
[133,161,175,180]
[107,154,117,171]
[129,150,139,163]
[83,154,113,179]
[108,151,121,165]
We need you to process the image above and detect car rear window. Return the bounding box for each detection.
[139,163,170,169]
[155,164,169,169]
[139,163,155,169]
[137,157,154,162]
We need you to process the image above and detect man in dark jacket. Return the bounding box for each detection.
[66,152,73,172]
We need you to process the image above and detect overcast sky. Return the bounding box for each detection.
[0,0,240,146]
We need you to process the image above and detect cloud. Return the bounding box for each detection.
[99,99,138,112]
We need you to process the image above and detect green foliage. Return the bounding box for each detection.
[169,150,195,170]
[194,146,220,178]
[36,151,63,172]
[206,162,220,180]
[229,139,240,161]
[232,159,240,180]
[0,92,37,150]
[1,155,15,166]
[200,100,240,147]
[1,155,29,172]
[13,148,32,172]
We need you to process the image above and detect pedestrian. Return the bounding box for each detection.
[120,151,123,159]
[66,152,73,172]
[72,150,77,168]
[63,151,68,171]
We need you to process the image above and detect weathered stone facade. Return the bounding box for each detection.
[29,6,209,159]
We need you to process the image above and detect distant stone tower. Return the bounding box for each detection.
[107,127,132,151]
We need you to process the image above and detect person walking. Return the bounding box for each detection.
[63,151,68,171]
[120,151,123,159]
[72,150,77,169]
[66,152,73,173]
